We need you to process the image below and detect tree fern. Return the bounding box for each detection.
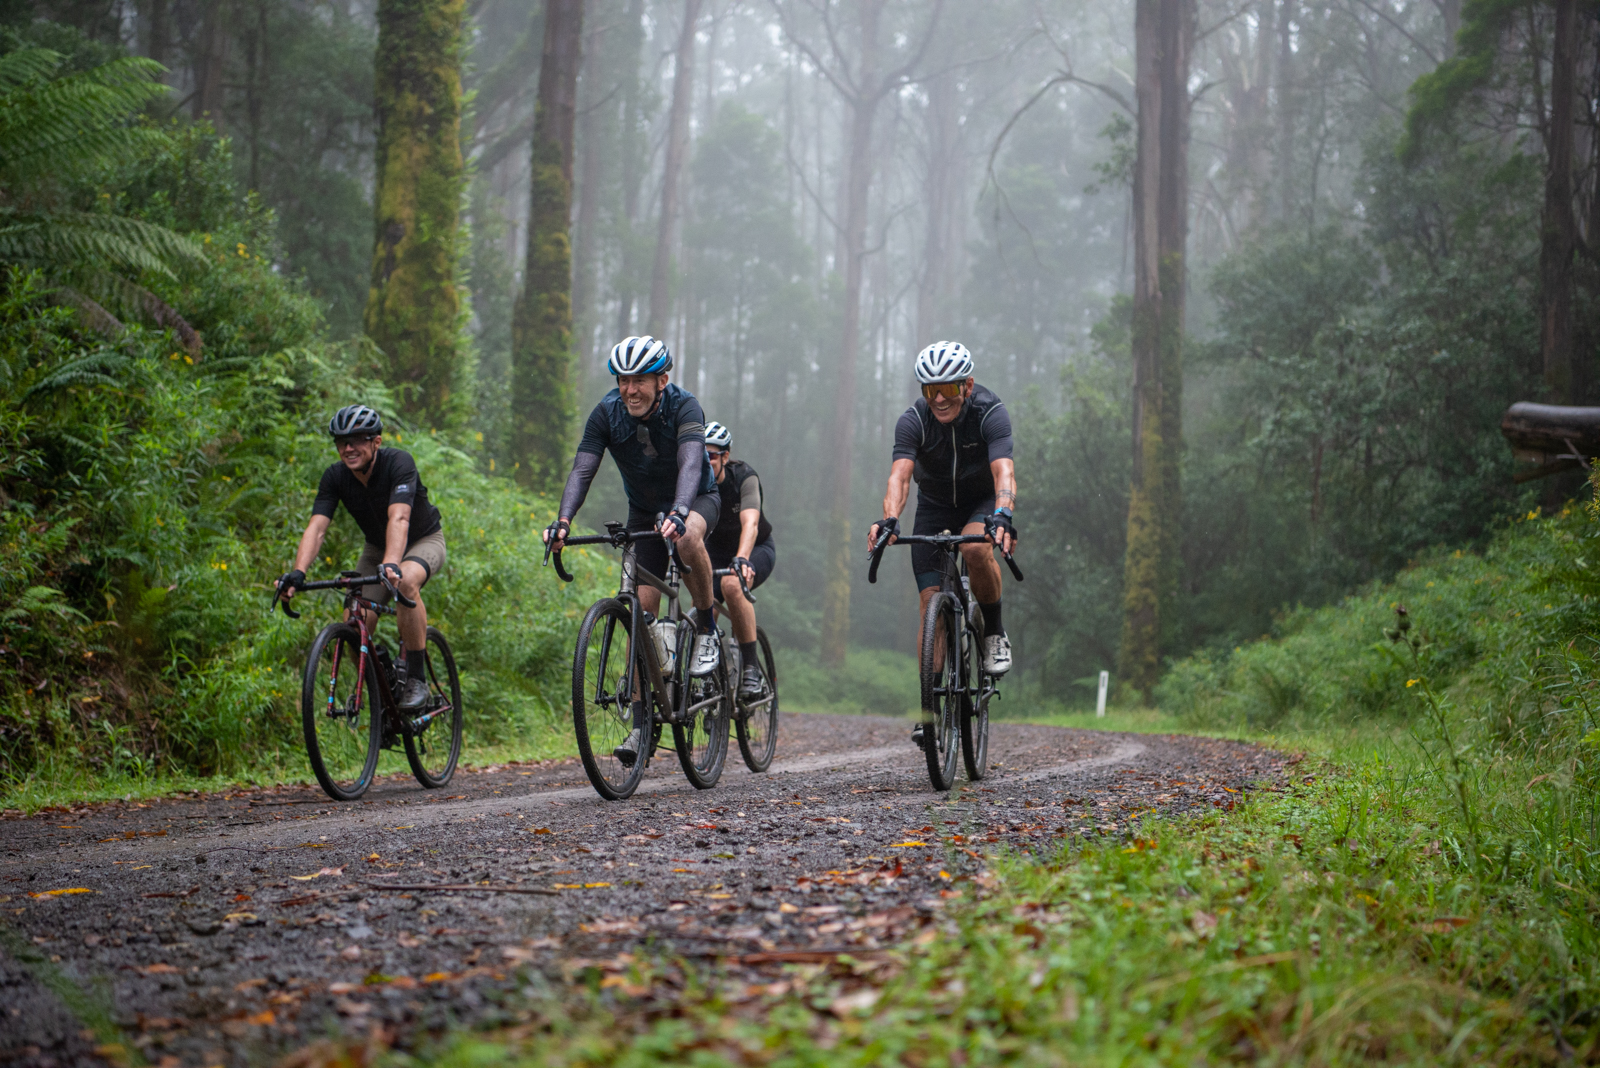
[0,48,206,350]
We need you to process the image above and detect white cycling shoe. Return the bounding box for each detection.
[690,630,722,677]
[983,632,1013,676]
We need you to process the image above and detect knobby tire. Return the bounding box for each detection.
[674,623,730,789]
[959,616,990,782]
[573,599,646,800]
[920,593,963,791]
[302,622,382,801]
[735,627,779,772]
[404,626,463,788]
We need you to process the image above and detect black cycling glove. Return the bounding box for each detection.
[731,556,753,585]
[660,508,688,539]
[985,509,1016,544]
[544,518,570,545]
[870,516,899,551]
[379,561,404,591]
[276,569,305,596]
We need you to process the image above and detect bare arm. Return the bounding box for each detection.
[991,458,1016,510]
[867,458,915,549]
[736,509,761,560]
[383,502,413,567]
[280,514,333,599]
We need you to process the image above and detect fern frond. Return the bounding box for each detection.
[23,347,132,398]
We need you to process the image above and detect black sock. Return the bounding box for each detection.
[405,647,425,679]
[740,641,758,667]
[697,610,718,635]
[979,600,1003,637]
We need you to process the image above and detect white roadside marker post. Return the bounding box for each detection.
[1096,671,1109,718]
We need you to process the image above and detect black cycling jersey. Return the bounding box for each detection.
[564,383,717,516]
[312,448,442,548]
[706,459,774,563]
[891,382,1013,509]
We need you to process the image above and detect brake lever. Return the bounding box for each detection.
[379,566,418,609]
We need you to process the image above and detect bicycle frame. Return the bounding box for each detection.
[550,522,717,726]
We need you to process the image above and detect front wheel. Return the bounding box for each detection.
[302,622,381,801]
[404,626,463,788]
[920,593,963,792]
[674,624,730,789]
[735,627,779,772]
[573,599,647,800]
[959,620,990,782]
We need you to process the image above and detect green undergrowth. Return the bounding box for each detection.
[780,648,922,719]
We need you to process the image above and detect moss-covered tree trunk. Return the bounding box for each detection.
[1117,0,1192,700]
[510,0,583,492]
[364,0,466,426]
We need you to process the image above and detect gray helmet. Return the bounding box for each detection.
[328,404,382,437]
[703,421,732,449]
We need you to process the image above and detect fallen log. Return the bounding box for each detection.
[1500,402,1600,482]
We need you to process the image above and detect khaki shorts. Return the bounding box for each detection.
[355,529,447,604]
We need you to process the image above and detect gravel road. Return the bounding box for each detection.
[0,713,1286,1067]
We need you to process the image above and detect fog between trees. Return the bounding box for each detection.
[45,0,1588,700]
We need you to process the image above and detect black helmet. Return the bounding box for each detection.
[328,404,382,437]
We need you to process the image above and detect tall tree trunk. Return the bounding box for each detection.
[242,0,267,190]
[818,0,884,668]
[193,0,229,132]
[915,67,959,347]
[364,0,467,425]
[647,0,703,337]
[1541,0,1577,403]
[613,0,646,341]
[572,20,605,386]
[1275,0,1294,222]
[510,0,584,491]
[141,0,170,69]
[1116,0,1193,700]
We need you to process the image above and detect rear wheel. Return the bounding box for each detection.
[674,624,730,788]
[573,599,646,800]
[404,627,463,788]
[959,620,990,782]
[919,593,963,792]
[735,627,779,772]
[302,622,381,801]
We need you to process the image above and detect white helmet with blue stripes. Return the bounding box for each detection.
[608,335,673,376]
[914,341,973,384]
[703,421,732,449]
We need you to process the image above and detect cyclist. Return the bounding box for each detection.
[275,405,446,711]
[543,336,722,766]
[868,342,1017,745]
[701,421,776,701]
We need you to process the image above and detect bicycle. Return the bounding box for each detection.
[546,521,731,800]
[867,531,1023,791]
[272,572,463,801]
[711,565,779,772]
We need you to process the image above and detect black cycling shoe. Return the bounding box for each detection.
[397,676,431,711]
[911,723,927,750]
[739,663,766,701]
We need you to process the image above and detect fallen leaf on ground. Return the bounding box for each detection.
[28,888,92,898]
[887,841,926,848]
[289,866,346,881]
[830,988,881,1017]
[139,963,180,975]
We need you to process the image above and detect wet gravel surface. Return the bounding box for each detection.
[0,713,1286,1066]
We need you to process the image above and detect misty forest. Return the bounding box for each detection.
[7,0,1600,1060]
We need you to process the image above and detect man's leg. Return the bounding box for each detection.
[394,559,432,708]
[677,511,715,609]
[720,574,757,643]
[958,520,1011,675]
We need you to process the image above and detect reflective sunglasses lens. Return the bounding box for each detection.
[922,382,961,400]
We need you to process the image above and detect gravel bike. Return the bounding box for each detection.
[867,531,1023,791]
[547,521,731,800]
[273,572,462,801]
[712,565,779,772]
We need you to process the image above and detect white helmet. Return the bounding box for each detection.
[914,341,973,384]
[703,421,732,449]
[607,335,672,376]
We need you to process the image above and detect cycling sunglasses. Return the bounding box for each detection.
[333,434,377,449]
[921,381,965,401]
[705,447,728,460]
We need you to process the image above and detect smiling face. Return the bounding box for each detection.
[617,372,668,418]
[335,434,380,474]
[707,445,729,481]
[924,377,974,425]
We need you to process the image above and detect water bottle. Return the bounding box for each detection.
[652,619,676,674]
